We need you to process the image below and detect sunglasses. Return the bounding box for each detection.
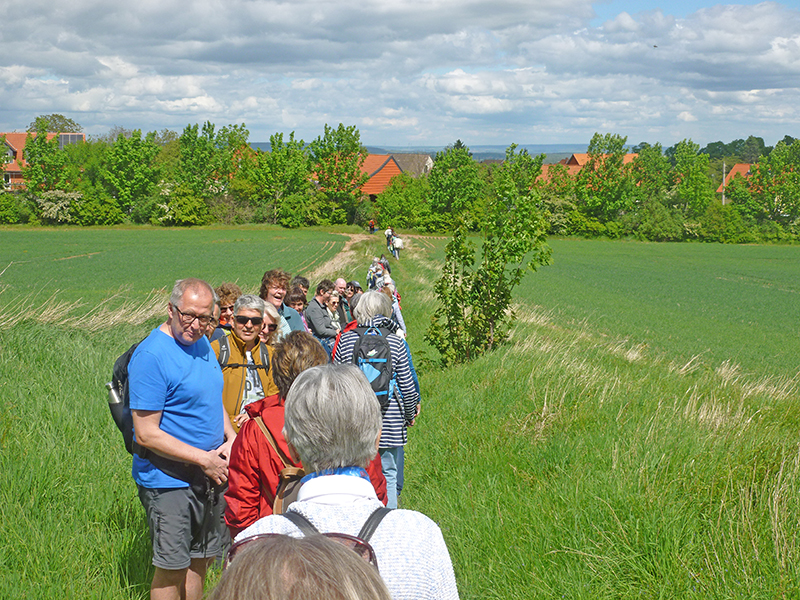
[234,315,264,326]
[225,532,378,569]
[266,323,278,332]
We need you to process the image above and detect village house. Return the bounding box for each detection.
[359,153,433,199]
[2,132,85,189]
[539,152,639,182]
[716,163,751,194]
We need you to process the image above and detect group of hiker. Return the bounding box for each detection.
[119,249,458,600]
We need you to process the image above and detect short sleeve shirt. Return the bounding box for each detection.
[129,328,225,488]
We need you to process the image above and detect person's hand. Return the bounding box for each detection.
[201,450,229,485]
[234,413,250,429]
[216,437,235,464]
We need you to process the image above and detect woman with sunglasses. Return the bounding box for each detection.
[211,295,279,433]
[259,302,281,346]
[225,332,387,538]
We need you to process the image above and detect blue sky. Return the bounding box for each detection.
[1,1,798,149]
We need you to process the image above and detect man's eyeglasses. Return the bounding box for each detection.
[234,315,264,326]
[173,305,213,327]
[220,305,234,313]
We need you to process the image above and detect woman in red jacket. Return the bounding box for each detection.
[224,331,387,537]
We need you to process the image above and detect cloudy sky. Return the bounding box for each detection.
[1,0,798,148]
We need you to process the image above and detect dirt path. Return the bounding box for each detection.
[305,233,373,282]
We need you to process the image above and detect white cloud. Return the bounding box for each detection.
[0,0,798,146]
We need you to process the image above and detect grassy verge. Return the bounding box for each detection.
[1,230,798,598]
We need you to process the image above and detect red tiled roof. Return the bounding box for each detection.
[539,163,582,182]
[3,132,85,189]
[716,163,751,193]
[566,152,638,166]
[361,154,403,196]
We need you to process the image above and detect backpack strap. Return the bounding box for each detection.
[253,416,293,468]
[283,510,319,536]
[217,338,270,371]
[217,336,230,368]
[283,506,391,542]
[357,507,392,543]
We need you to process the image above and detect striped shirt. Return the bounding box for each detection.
[333,318,420,448]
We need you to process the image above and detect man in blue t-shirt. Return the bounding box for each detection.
[129,277,236,600]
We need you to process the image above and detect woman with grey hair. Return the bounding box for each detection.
[333,291,420,510]
[211,294,278,432]
[235,364,458,600]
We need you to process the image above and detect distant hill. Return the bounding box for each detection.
[249,143,588,164]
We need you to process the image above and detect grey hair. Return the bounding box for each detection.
[353,291,391,324]
[234,294,265,317]
[170,278,215,307]
[283,364,381,472]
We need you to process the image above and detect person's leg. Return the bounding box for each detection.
[139,487,194,600]
[379,447,400,509]
[396,446,405,503]
[151,567,188,600]
[185,557,214,600]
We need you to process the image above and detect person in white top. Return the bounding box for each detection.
[236,364,459,600]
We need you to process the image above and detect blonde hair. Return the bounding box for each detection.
[208,535,391,600]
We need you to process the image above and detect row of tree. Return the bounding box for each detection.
[2,116,798,243]
[1,118,370,227]
[377,133,800,243]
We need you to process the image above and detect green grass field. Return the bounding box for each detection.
[1,228,799,599]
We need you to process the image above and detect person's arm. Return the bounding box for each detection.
[306,299,339,337]
[132,410,230,484]
[366,453,388,505]
[225,421,267,538]
[392,337,420,423]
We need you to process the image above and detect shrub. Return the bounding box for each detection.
[0,193,23,224]
[621,200,685,241]
[34,190,81,225]
[699,200,756,243]
[72,187,125,226]
[155,184,212,226]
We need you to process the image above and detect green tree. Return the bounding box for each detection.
[428,141,483,229]
[426,145,551,365]
[308,123,368,224]
[748,139,800,225]
[629,142,673,203]
[152,129,181,181]
[102,129,161,214]
[21,124,68,193]
[27,114,83,133]
[673,139,714,218]
[246,132,312,223]
[375,172,433,230]
[177,122,219,199]
[576,132,634,222]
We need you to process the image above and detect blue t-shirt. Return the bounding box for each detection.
[129,327,225,488]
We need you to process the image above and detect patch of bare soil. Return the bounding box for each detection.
[305,234,373,282]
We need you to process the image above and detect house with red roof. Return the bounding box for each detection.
[538,152,638,183]
[716,163,751,194]
[2,132,85,189]
[360,154,403,199]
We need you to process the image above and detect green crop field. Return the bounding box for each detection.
[1,228,799,599]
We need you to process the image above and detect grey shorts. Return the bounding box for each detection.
[138,484,228,570]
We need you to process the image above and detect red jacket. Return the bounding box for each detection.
[224,394,387,538]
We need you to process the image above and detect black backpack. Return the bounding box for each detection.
[106,334,266,482]
[351,326,395,411]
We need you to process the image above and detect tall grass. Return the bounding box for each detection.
[1,230,799,598]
